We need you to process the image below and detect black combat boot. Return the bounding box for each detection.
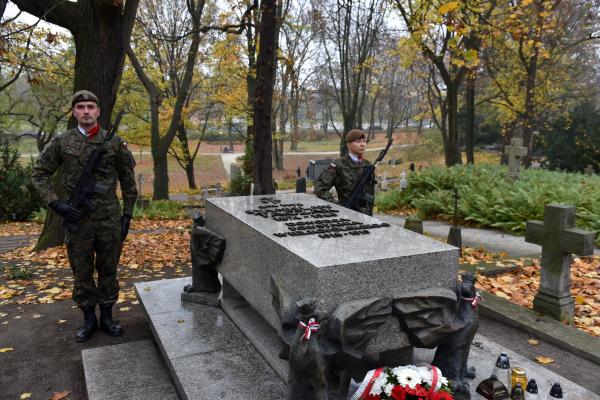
[99,303,123,337]
[75,305,97,342]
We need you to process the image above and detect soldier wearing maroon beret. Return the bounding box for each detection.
[32,90,138,342]
[314,129,376,215]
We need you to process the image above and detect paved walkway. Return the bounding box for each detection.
[0,235,36,253]
[375,213,600,257]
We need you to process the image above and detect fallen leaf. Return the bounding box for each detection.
[0,347,14,353]
[50,390,71,400]
[535,356,554,364]
[575,295,586,305]
[527,338,539,346]
[56,319,67,324]
[32,314,42,319]
[177,319,185,323]
[143,287,151,291]
[20,393,32,399]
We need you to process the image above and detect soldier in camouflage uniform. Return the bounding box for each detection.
[314,129,376,215]
[32,90,138,342]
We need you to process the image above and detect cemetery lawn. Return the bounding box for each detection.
[460,247,600,337]
[133,153,227,197]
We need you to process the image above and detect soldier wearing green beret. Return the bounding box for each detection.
[31,90,138,342]
[314,129,377,215]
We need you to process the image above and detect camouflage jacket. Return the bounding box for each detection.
[314,155,376,215]
[31,127,138,219]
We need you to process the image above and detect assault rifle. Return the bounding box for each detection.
[64,111,125,233]
[342,135,393,213]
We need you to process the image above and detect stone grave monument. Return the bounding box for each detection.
[203,194,477,397]
[525,204,595,323]
[506,137,527,181]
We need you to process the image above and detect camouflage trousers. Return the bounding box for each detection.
[65,216,121,307]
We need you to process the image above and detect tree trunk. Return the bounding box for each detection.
[177,124,196,190]
[340,117,354,157]
[252,0,277,195]
[153,153,169,200]
[465,74,476,165]
[446,85,462,166]
[522,51,539,168]
[12,0,139,250]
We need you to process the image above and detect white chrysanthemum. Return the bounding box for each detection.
[395,368,422,389]
[419,366,448,390]
[369,374,388,396]
[384,383,395,396]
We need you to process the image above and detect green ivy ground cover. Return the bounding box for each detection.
[376,164,600,246]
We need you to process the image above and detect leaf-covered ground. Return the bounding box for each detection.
[461,247,600,337]
[0,219,192,308]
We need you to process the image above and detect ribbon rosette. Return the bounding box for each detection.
[298,318,320,341]
[461,291,483,308]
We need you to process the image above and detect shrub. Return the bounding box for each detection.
[132,200,187,219]
[227,174,252,196]
[0,140,45,221]
[375,164,600,245]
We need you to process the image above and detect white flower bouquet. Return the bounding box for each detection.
[348,364,454,400]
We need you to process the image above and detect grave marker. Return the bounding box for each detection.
[525,204,595,323]
[506,138,527,181]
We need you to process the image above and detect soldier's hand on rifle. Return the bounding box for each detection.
[49,200,83,222]
[120,213,132,242]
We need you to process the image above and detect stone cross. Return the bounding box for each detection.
[525,204,595,323]
[506,137,527,180]
[137,173,145,197]
[381,170,389,191]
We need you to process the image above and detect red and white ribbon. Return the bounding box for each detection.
[298,318,320,341]
[461,291,483,308]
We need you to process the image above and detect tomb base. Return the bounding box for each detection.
[533,290,574,324]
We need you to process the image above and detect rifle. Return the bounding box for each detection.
[64,110,125,233]
[342,135,393,213]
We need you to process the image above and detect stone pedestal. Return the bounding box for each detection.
[447,226,462,257]
[404,216,424,234]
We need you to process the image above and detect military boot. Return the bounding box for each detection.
[75,305,97,342]
[99,303,123,337]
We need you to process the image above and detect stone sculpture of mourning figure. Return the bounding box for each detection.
[287,298,329,400]
[183,215,226,295]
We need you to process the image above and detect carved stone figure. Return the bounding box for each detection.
[432,273,480,399]
[287,299,329,400]
[271,273,480,400]
[183,216,226,294]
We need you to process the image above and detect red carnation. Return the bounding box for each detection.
[391,385,407,400]
[430,390,454,400]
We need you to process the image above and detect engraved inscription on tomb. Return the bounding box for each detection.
[245,197,390,239]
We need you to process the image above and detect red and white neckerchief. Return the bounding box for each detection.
[298,318,320,341]
[86,124,100,139]
[461,291,483,308]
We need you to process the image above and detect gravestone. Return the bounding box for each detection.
[447,188,462,256]
[295,177,306,193]
[399,171,408,190]
[380,170,389,191]
[307,158,336,180]
[525,204,595,323]
[584,165,594,176]
[205,194,458,362]
[506,138,527,181]
[404,216,423,234]
[230,163,242,181]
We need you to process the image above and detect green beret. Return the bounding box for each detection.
[346,129,367,143]
[71,90,99,107]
